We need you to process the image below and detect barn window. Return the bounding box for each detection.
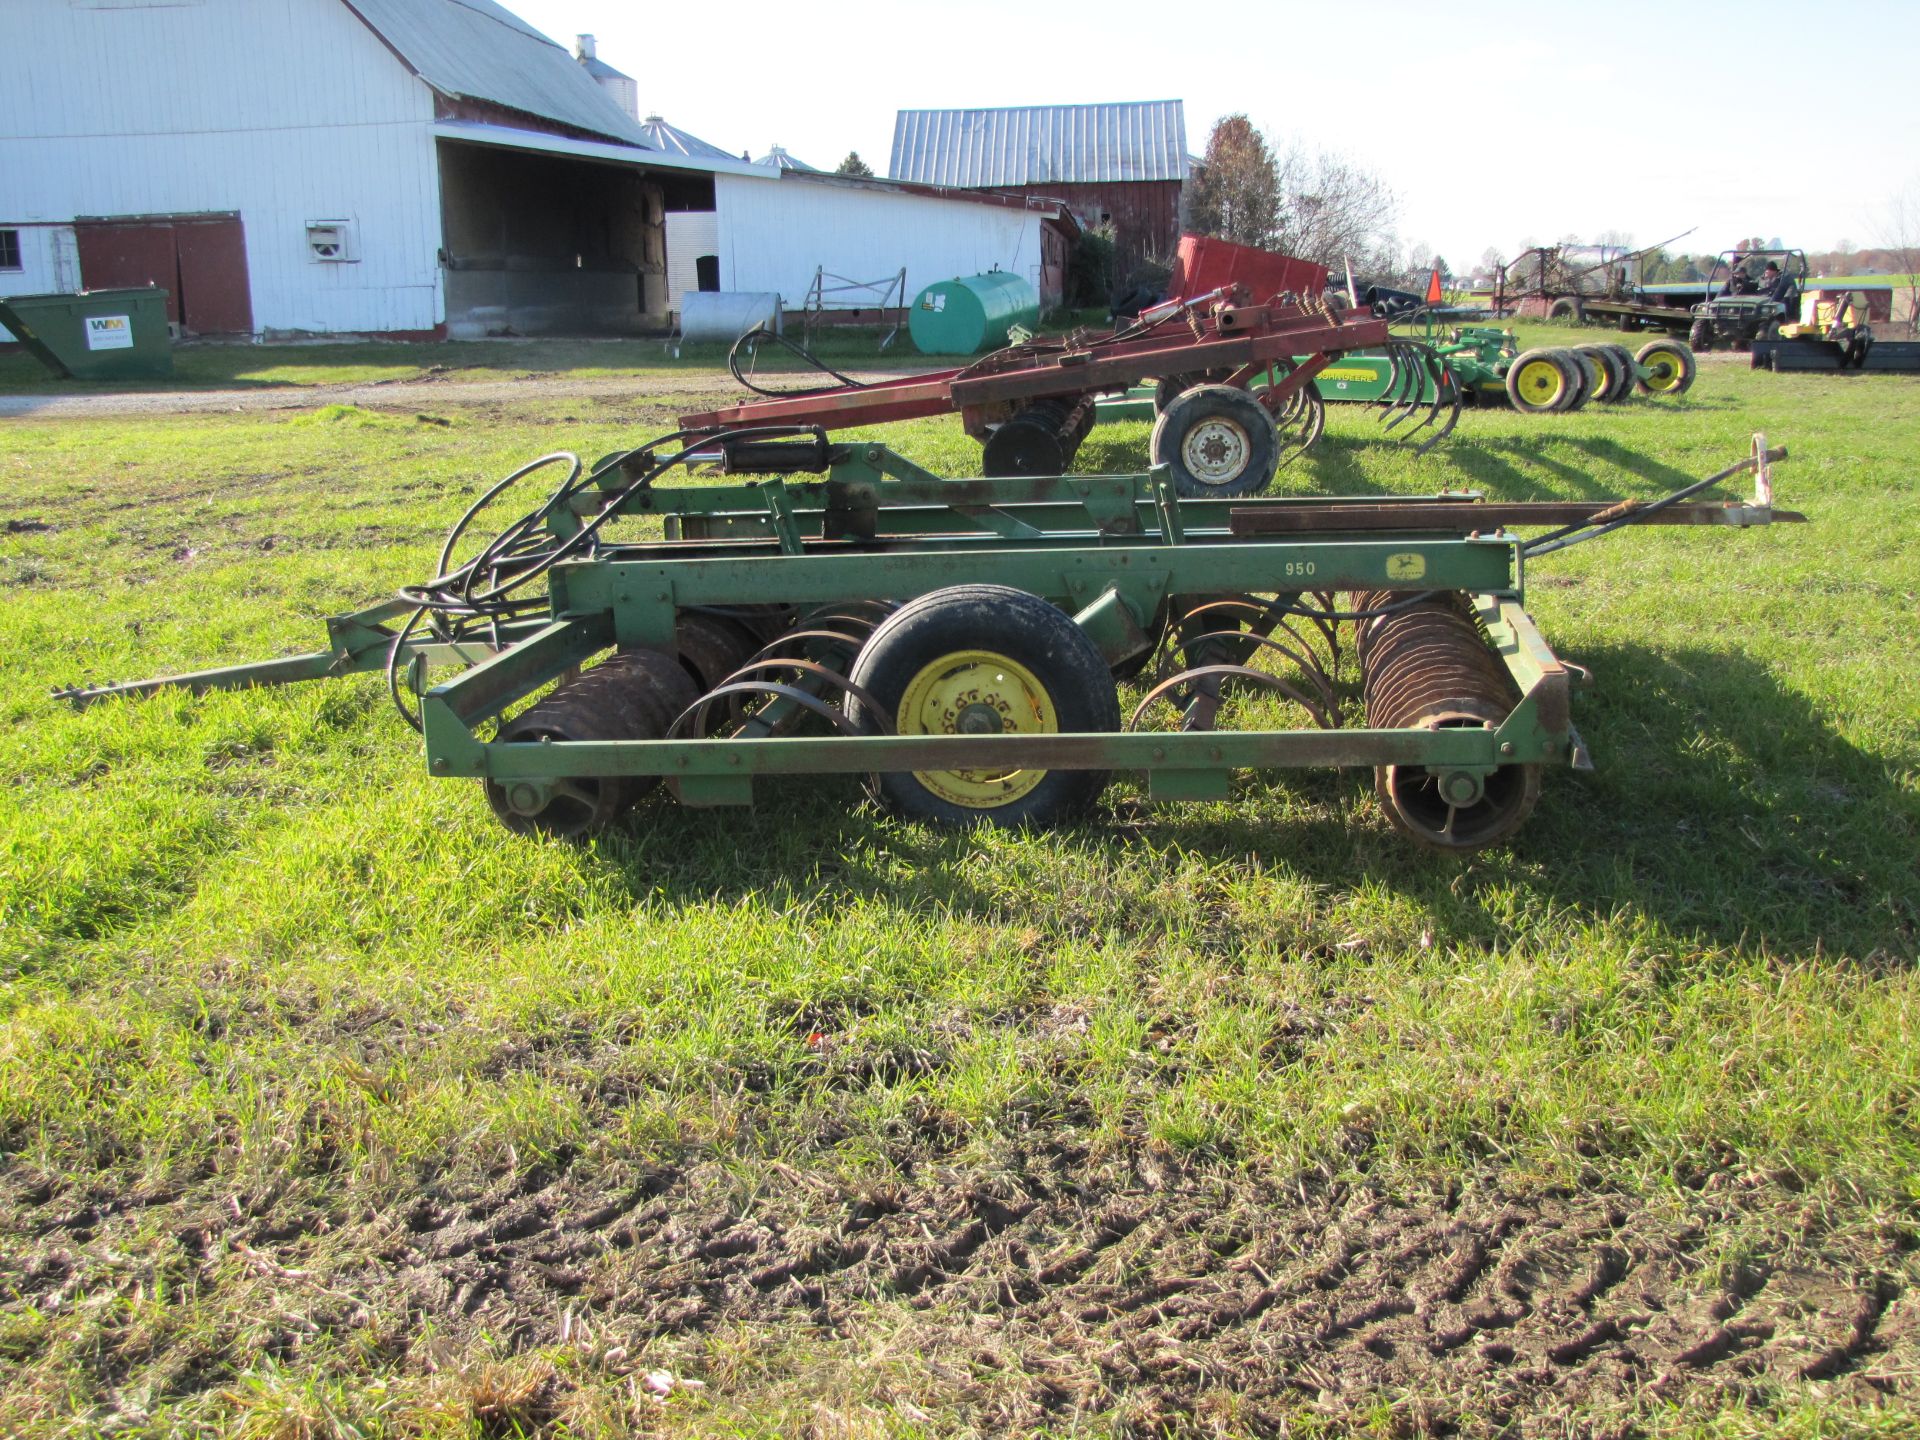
[0,230,19,271]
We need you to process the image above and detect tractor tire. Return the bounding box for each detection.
[1505,348,1577,413]
[1151,384,1281,498]
[1635,339,1696,397]
[484,649,697,839]
[1687,317,1713,353]
[846,584,1120,829]
[1547,297,1584,324]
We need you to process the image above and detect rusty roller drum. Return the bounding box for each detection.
[1354,592,1540,850]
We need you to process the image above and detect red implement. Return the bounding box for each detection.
[678,242,1447,493]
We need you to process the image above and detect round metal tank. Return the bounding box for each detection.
[909,271,1039,355]
[680,292,783,344]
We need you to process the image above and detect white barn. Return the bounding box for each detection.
[1,0,1073,344]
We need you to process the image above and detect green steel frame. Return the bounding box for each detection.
[62,441,1794,822]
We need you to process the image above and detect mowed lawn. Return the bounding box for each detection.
[1,327,1917,1438]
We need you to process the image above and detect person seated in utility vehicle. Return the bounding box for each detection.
[1761,261,1798,308]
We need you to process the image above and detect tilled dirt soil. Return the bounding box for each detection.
[8,1140,1914,1435]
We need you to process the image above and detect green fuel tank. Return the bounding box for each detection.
[908,271,1039,355]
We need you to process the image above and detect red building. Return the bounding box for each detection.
[888,101,1189,285]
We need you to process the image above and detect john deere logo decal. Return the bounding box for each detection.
[1386,552,1426,580]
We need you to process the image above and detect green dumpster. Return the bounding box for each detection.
[0,287,173,380]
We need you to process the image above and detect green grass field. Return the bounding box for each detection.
[2,327,1917,1438]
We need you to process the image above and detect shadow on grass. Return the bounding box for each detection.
[588,642,1915,962]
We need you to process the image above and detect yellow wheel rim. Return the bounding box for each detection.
[1514,358,1565,406]
[1642,352,1681,391]
[1586,353,1612,392]
[898,649,1057,808]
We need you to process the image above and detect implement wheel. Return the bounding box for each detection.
[847,584,1119,828]
[1557,348,1596,411]
[1504,348,1576,413]
[1152,384,1280,498]
[1635,339,1696,397]
[1601,343,1638,402]
[1547,296,1584,323]
[1575,344,1625,404]
[1153,367,1233,414]
[485,649,697,839]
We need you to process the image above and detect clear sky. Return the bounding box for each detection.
[509,0,1919,266]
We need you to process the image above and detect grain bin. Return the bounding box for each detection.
[909,271,1038,355]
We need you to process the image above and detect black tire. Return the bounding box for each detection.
[1601,344,1637,402]
[1556,348,1596,411]
[1504,348,1577,413]
[1151,384,1280,498]
[1577,344,1620,404]
[846,584,1120,829]
[1152,368,1233,414]
[1687,317,1712,353]
[484,649,697,838]
[1634,339,1696,397]
[1547,297,1584,323]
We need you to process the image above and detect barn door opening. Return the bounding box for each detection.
[695,254,720,292]
[74,213,252,336]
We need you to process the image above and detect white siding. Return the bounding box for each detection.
[0,0,442,334]
[714,175,1046,310]
[0,224,79,339]
[664,210,718,317]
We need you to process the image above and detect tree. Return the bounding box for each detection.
[1186,115,1280,247]
[835,152,874,178]
[1878,179,1920,337]
[1479,246,1505,278]
[1271,146,1396,270]
[1430,254,1450,282]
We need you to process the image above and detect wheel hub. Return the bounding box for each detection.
[1181,417,1250,484]
[897,649,1057,807]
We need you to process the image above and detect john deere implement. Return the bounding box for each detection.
[61,433,1800,852]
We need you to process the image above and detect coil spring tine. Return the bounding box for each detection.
[1382,342,1426,433]
[669,680,865,741]
[1169,596,1339,691]
[1170,628,1338,714]
[692,657,895,741]
[1128,664,1333,732]
[1409,352,1463,457]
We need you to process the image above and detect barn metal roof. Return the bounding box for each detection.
[343,0,653,147]
[889,101,1188,187]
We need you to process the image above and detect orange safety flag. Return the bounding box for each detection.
[1425,268,1444,304]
